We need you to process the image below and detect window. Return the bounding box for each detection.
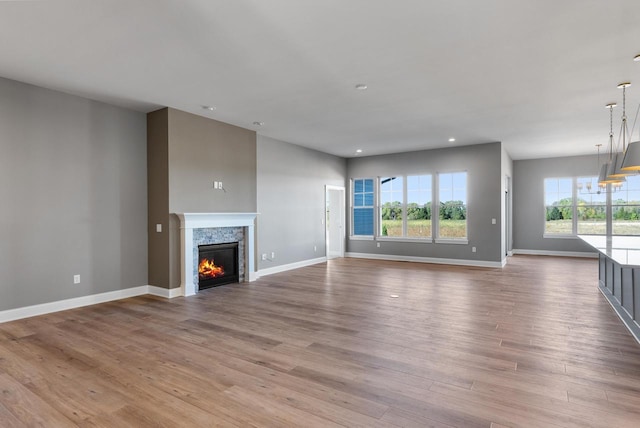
[576,176,606,235]
[378,175,432,239]
[613,174,640,235]
[407,175,432,238]
[544,177,574,235]
[545,176,606,236]
[350,173,463,242]
[352,178,374,236]
[380,176,403,236]
[438,172,467,239]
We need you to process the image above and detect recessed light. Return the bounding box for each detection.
[448,138,456,142]
[355,84,368,90]
[390,294,399,298]
[202,105,216,111]
[634,54,640,62]
[356,149,363,153]
[253,121,264,126]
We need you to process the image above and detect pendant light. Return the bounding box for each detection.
[600,102,626,185]
[621,54,640,171]
[579,144,604,193]
[608,82,632,179]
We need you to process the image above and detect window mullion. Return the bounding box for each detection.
[375,177,380,237]
[571,177,578,235]
[434,173,439,239]
[403,176,408,237]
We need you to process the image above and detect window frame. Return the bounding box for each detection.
[543,175,608,238]
[377,174,434,242]
[576,176,607,236]
[348,172,470,245]
[435,171,469,244]
[543,177,576,238]
[379,176,405,237]
[405,174,433,239]
[612,174,640,236]
[350,178,375,239]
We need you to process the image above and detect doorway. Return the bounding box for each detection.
[505,176,512,257]
[325,185,345,259]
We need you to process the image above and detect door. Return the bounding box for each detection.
[326,185,345,259]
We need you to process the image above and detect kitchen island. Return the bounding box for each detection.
[579,235,640,342]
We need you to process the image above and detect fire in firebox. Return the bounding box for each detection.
[197,241,239,290]
[198,258,224,279]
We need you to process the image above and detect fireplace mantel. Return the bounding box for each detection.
[175,213,258,296]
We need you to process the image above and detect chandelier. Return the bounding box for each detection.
[598,101,625,187]
[621,54,640,171]
[600,53,640,174]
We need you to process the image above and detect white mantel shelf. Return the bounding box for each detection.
[175,212,258,297]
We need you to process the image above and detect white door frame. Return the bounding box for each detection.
[505,175,513,257]
[325,185,345,259]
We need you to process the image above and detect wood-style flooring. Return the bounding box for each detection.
[1,255,640,427]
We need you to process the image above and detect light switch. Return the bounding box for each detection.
[156,224,162,233]
[491,218,496,224]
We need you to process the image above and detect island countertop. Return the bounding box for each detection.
[578,234,640,267]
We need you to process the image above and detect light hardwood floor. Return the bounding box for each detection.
[1,255,640,427]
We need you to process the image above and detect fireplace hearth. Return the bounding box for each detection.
[198,242,239,289]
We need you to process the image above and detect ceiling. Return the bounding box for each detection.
[2,0,640,160]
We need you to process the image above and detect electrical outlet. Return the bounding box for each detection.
[262,253,267,261]
[73,274,81,284]
[472,247,477,253]
[491,218,496,225]
[219,181,223,189]
[377,242,381,248]
[314,245,317,252]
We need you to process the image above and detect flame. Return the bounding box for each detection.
[198,258,225,279]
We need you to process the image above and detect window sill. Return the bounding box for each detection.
[543,234,578,240]
[377,237,433,244]
[349,235,374,241]
[434,238,469,245]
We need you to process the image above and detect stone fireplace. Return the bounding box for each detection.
[175,213,257,296]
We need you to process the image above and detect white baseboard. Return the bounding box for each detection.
[0,285,186,324]
[257,257,327,277]
[0,286,148,324]
[512,249,598,258]
[0,250,513,324]
[345,252,504,268]
[148,285,183,298]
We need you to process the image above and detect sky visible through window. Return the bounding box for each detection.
[439,172,467,204]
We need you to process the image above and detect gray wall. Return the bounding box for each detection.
[346,142,504,262]
[256,135,346,270]
[0,77,147,311]
[147,108,257,289]
[513,154,597,253]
